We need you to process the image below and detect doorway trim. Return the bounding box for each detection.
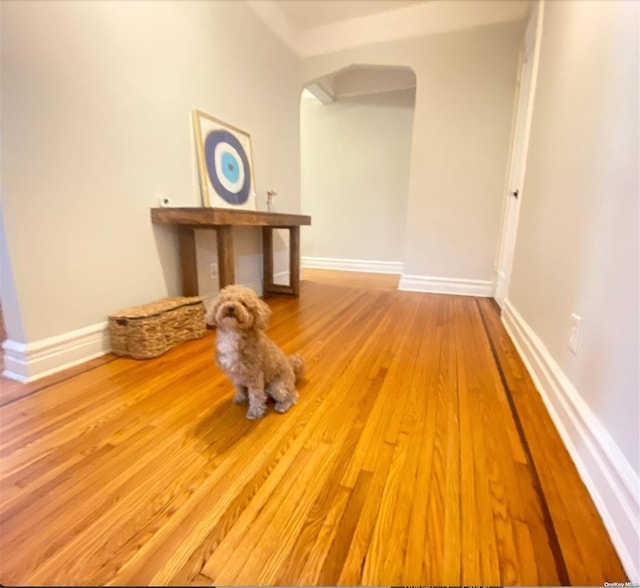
[494,1,544,307]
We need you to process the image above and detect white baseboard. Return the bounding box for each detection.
[2,322,111,383]
[273,270,290,283]
[302,256,403,275]
[398,274,493,297]
[502,300,639,582]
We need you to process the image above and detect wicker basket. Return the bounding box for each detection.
[109,296,206,359]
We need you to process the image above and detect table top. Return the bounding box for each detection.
[151,207,311,228]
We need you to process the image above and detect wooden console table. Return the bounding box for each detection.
[151,207,311,297]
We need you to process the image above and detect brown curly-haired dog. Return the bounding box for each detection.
[205,285,304,420]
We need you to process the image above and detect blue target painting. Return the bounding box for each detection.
[192,110,256,209]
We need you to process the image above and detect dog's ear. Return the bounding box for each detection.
[205,296,220,326]
[254,298,272,330]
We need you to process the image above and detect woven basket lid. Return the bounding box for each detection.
[109,296,203,320]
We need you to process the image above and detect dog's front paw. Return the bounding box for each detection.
[274,402,291,414]
[246,405,266,420]
[274,396,297,414]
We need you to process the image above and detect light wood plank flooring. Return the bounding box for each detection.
[0,271,627,585]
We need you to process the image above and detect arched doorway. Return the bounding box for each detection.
[300,65,416,280]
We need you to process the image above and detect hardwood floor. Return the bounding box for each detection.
[301,267,400,291]
[0,271,627,585]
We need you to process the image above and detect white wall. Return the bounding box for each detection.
[509,0,639,473]
[0,0,300,349]
[504,0,639,576]
[300,21,522,287]
[300,88,415,264]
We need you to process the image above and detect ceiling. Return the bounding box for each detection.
[273,0,430,30]
[250,0,531,57]
[251,0,530,100]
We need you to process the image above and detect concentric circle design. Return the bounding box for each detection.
[204,130,251,205]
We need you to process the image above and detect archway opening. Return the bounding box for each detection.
[300,64,416,282]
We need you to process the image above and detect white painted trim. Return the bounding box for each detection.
[302,256,403,275]
[2,322,111,383]
[398,274,492,297]
[493,2,544,307]
[502,300,640,582]
[494,268,508,306]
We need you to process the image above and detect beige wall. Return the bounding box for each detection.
[508,0,639,471]
[0,0,300,343]
[300,88,415,263]
[301,21,522,282]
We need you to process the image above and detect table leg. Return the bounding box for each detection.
[289,226,300,296]
[262,227,274,295]
[178,226,198,296]
[216,225,235,289]
[262,226,301,297]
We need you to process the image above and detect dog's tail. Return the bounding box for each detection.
[288,353,305,381]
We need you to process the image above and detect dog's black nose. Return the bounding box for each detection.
[225,306,236,316]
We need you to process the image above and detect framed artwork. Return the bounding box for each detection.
[192,109,256,209]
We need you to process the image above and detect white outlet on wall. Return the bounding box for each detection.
[569,313,583,355]
[210,263,218,279]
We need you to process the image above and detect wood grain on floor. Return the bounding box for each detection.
[0,272,627,585]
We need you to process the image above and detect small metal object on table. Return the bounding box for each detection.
[150,207,312,297]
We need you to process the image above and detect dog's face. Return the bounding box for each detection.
[205,285,272,331]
